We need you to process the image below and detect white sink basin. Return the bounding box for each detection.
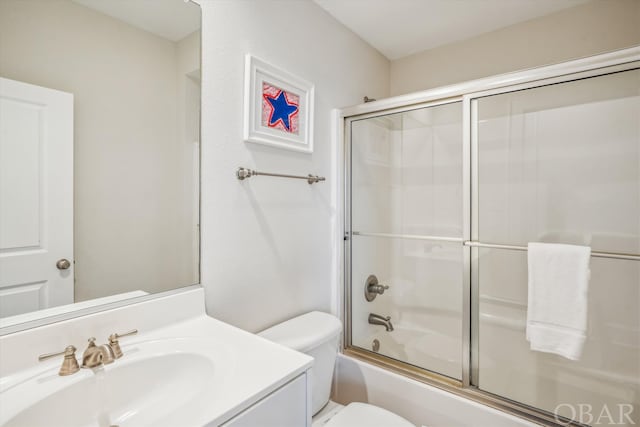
[0,290,312,427]
[1,338,234,427]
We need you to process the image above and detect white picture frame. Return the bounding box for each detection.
[243,54,314,153]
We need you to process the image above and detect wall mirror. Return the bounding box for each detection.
[0,0,201,330]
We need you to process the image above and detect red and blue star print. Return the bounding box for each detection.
[262,82,299,134]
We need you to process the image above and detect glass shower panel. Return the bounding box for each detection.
[477,248,640,425]
[351,102,462,237]
[349,102,463,380]
[477,69,640,254]
[351,235,463,379]
[476,68,640,425]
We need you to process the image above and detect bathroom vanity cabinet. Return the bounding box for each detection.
[221,374,309,426]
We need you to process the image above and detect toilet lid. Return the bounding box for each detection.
[325,403,415,427]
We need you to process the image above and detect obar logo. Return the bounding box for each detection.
[554,404,635,425]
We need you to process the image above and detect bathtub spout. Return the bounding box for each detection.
[368,313,394,332]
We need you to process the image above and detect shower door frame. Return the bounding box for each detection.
[341,46,640,427]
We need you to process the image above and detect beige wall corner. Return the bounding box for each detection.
[390,0,640,95]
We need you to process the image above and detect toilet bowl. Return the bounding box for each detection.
[258,311,415,427]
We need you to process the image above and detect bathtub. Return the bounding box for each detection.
[333,354,537,427]
[355,325,461,380]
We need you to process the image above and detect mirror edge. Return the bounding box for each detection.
[0,285,204,335]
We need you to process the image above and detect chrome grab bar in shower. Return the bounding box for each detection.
[236,167,325,184]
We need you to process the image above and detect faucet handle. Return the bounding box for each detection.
[38,345,80,376]
[108,329,138,359]
[370,284,389,294]
[365,275,390,301]
[38,345,76,361]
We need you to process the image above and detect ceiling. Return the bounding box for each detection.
[72,0,200,42]
[313,0,590,60]
[71,0,590,56]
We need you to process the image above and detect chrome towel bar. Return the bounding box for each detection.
[348,231,640,261]
[236,167,325,184]
[352,231,463,243]
[464,241,640,261]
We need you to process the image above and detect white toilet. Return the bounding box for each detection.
[258,311,415,427]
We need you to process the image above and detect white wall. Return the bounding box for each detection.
[0,0,199,301]
[199,0,389,332]
[390,0,640,95]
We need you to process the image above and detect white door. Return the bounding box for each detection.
[0,77,73,317]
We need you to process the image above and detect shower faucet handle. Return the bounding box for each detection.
[365,275,389,301]
[369,283,389,294]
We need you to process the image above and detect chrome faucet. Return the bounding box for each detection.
[368,313,394,332]
[38,329,138,375]
[81,337,104,368]
[98,343,116,364]
[81,329,137,369]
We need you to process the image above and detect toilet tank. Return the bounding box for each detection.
[258,311,342,415]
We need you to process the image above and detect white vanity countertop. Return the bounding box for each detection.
[134,313,314,425]
[0,287,313,426]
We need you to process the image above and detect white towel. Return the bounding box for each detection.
[526,242,591,360]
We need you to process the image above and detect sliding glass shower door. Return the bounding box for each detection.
[474,68,640,425]
[346,61,640,425]
[348,101,464,380]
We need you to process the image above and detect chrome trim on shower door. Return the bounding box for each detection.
[461,94,472,387]
[343,116,353,349]
[351,232,463,243]
[469,97,480,387]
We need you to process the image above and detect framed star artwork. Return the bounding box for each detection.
[243,54,314,153]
